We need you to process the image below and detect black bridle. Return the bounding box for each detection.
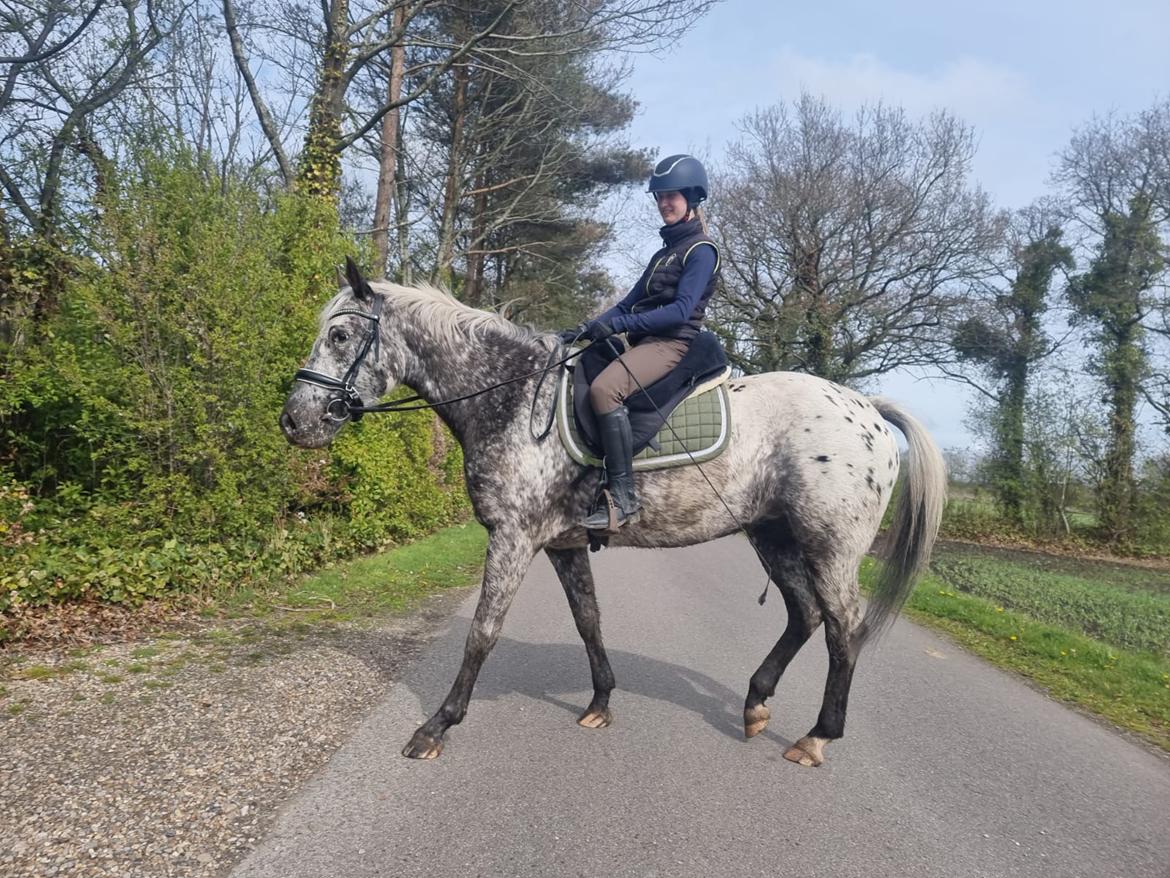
[294,296,584,427]
[293,296,387,422]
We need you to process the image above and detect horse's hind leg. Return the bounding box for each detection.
[403,530,535,759]
[546,546,615,728]
[785,561,864,768]
[743,526,823,739]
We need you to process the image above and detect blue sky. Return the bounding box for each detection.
[616,0,1170,451]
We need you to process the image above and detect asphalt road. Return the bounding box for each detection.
[232,536,1170,878]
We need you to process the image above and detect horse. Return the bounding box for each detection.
[280,259,946,766]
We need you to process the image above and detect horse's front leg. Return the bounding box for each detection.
[402,530,536,759]
[545,546,615,729]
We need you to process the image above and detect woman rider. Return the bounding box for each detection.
[558,154,720,531]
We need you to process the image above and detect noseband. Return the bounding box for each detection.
[293,296,384,422]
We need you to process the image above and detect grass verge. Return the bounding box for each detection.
[218,521,488,625]
[861,557,1170,754]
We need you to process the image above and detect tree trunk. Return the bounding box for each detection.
[464,171,488,305]
[297,0,350,199]
[794,246,832,378]
[394,119,412,285]
[371,5,406,279]
[998,357,1028,523]
[1100,323,1141,542]
[222,0,293,186]
[432,60,469,286]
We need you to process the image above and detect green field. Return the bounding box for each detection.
[929,543,1170,655]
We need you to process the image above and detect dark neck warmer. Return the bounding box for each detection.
[659,216,703,248]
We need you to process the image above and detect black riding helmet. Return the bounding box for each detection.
[647,154,709,210]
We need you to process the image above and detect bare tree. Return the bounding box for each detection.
[710,94,1006,384]
[369,1,406,277]
[0,0,179,237]
[226,0,717,203]
[342,0,692,306]
[222,0,294,183]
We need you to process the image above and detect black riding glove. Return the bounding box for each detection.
[583,319,617,342]
[556,325,585,344]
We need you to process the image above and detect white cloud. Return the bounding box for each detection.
[758,49,1059,209]
[767,49,1035,123]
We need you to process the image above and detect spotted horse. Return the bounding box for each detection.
[280,259,946,767]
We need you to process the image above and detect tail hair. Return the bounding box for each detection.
[857,397,947,646]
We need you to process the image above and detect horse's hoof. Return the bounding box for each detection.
[783,736,827,767]
[402,730,444,760]
[744,704,770,738]
[578,707,612,728]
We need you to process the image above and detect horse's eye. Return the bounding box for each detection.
[329,327,349,345]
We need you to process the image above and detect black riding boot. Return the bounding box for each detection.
[583,405,642,531]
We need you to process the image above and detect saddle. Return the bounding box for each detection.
[557,331,732,472]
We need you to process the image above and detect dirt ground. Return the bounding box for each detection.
[0,588,471,878]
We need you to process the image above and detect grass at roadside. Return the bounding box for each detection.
[219,521,488,625]
[929,546,1170,654]
[861,556,1170,753]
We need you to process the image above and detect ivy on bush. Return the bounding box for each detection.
[1,152,469,619]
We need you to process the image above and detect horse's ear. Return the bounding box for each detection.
[345,255,373,303]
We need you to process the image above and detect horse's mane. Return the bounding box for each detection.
[322,281,546,348]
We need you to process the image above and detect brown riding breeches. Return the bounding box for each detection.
[588,336,691,414]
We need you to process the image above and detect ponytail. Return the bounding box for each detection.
[695,205,709,234]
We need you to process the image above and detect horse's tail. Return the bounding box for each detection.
[857,397,947,647]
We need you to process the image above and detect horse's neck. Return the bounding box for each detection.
[395,308,546,444]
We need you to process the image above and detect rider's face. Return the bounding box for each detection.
[654,190,689,225]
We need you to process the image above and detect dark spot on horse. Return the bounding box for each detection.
[845,416,854,423]
[823,394,840,407]
[846,462,854,468]
[814,455,830,462]
[732,385,745,392]
[804,427,811,432]
[888,458,895,470]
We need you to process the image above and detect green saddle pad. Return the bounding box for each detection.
[556,366,732,472]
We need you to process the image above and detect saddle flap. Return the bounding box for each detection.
[557,365,732,472]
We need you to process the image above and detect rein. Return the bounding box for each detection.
[294,299,584,425]
[351,345,582,417]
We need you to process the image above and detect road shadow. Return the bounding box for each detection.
[341,630,796,749]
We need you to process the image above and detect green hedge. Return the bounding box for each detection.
[1,154,469,620]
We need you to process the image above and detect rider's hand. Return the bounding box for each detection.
[556,325,585,344]
[583,319,617,342]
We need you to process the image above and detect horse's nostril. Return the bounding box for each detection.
[280,411,296,435]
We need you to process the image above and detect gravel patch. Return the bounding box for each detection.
[0,589,469,877]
